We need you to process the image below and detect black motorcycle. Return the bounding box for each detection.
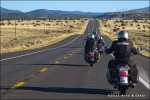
[84,47,100,67]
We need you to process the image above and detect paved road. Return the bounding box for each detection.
[0,19,149,99]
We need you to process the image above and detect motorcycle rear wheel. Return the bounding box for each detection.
[90,63,93,67]
[120,86,127,95]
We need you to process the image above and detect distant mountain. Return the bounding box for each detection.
[26,9,104,16]
[132,6,150,11]
[0,7,105,20]
[1,6,149,20]
[0,7,22,14]
[97,6,150,19]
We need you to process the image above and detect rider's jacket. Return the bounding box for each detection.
[106,38,139,59]
[85,38,97,50]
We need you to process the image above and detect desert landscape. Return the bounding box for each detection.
[99,19,150,57]
[0,19,89,53]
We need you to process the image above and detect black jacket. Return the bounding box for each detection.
[85,38,97,50]
[106,39,139,59]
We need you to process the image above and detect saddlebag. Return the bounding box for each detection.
[130,68,138,83]
[84,54,88,62]
[109,68,119,83]
[94,52,100,61]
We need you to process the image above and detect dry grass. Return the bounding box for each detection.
[99,19,150,57]
[0,19,89,53]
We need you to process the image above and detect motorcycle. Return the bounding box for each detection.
[97,43,105,54]
[84,47,100,67]
[106,47,142,95]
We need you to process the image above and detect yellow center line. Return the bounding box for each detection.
[54,61,59,64]
[11,82,25,89]
[69,54,72,56]
[64,56,67,59]
[40,68,48,72]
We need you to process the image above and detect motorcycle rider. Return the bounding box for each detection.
[98,36,105,46]
[97,36,105,53]
[84,34,100,62]
[85,34,97,53]
[105,30,139,84]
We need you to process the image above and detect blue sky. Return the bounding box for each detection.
[1,1,149,13]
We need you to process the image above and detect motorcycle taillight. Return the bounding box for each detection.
[90,53,94,57]
[121,71,126,76]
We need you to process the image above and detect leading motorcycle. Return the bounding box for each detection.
[106,47,142,95]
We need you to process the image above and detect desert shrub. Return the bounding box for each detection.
[36,20,40,22]
[143,25,146,29]
[138,27,141,29]
[121,23,126,26]
[45,31,50,34]
[136,24,140,27]
[130,23,133,26]
[8,22,11,25]
[113,27,120,32]
[142,30,146,32]
[36,23,40,26]
[0,23,5,25]
[69,25,74,28]
[33,25,36,27]
[104,25,107,27]
[122,27,125,29]
[143,34,150,37]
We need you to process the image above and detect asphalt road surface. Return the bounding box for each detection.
[1,19,149,100]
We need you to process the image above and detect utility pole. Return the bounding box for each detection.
[28,20,29,36]
[15,19,16,37]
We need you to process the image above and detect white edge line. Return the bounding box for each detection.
[110,54,150,90]
[0,35,81,62]
[139,77,150,90]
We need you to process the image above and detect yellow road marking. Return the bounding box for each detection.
[69,54,72,56]
[64,56,67,59]
[40,68,48,72]
[11,82,25,89]
[72,52,75,53]
[54,61,59,64]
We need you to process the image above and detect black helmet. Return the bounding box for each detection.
[118,31,128,40]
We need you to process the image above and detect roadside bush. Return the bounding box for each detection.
[8,22,11,25]
[104,25,107,27]
[113,27,120,32]
[122,27,125,29]
[0,23,5,25]
[136,24,140,27]
[36,20,40,22]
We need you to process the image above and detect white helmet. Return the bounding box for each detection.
[89,34,95,39]
[118,31,128,39]
[100,36,103,39]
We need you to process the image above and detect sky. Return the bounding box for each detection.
[1,0,149,13]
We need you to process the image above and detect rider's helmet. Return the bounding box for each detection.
[118,31,128,40]
[100,36,103,40]
[89,34,95,39]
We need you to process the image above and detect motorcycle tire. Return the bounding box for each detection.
[120,86,127,95]
[90,63,93,67]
